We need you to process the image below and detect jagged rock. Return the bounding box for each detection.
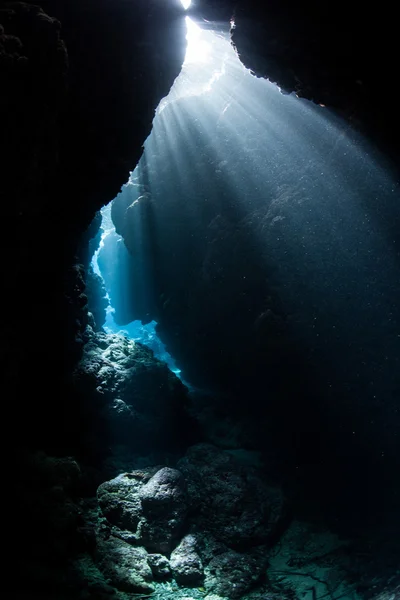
[95,534,154,593]
[139,467,188,553]
[170,534,204,586]
[178,444,285,548]
[147,553,171,579]
[204,550,265,598]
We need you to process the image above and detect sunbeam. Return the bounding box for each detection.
[113,18,399,424]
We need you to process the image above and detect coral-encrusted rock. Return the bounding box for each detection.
[95,535,154,593]
[178,444,284,548]
[139,467,188,553]
[204,550,265,599]
[147,553,171,579]
[170,534,204,586]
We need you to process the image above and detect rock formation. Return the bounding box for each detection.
[2,0,400,597]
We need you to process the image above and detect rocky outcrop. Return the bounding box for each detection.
[97,468,188,554]
[72,328,196,461]
[11,328,197,596]
[94,444,284,596]
[1,0,187,456]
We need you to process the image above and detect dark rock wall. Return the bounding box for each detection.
[191,0,400,166]
[1,0,187,452]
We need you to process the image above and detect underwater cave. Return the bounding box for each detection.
[2,0,400,598]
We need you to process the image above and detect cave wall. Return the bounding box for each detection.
[0,0,187,452]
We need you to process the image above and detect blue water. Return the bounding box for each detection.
[91,204,182,378]
[92,17,400,434]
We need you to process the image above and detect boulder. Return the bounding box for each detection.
[97,467,187,554]
[139,467,188,553]
[97,471,154,535]
[170,534,204,586]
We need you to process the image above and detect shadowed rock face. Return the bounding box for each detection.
[193,0,400,167]
[98,467,189,555]
[1,0,186,452]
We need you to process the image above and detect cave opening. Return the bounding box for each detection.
[88,14,399,408]
[86,17,236,382]
[90,202,182,378]
[76,14,400,599]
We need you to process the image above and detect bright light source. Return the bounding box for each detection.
[184,17,211,64]
[180,0,191,9]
